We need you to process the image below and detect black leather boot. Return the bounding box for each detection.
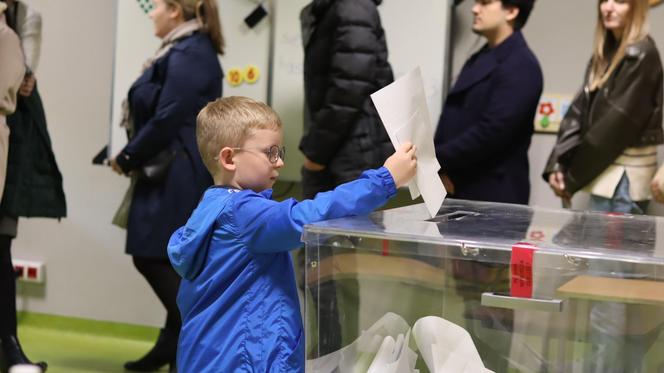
[0,335,47,373]
[124,328,177,372]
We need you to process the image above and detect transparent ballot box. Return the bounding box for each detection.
[302,199,664,373]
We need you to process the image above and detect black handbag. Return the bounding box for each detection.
[137,149,177,183]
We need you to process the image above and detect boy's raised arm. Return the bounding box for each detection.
[236,143,417,254]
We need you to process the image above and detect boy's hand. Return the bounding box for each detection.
[384,142,417,188]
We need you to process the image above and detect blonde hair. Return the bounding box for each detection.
[196,96,282,176]
[589,0,650,90]
[166,0,225,55]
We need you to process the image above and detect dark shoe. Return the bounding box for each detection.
[0,335,47,372]
[124,328,177,372]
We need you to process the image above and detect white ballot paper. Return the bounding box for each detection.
[306,312,418,373]
[413,316,493,373]
[371,67,446,218]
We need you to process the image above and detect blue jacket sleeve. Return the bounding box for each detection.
[121,48,205,168]
[234,167,397,254]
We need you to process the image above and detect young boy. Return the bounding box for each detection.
[168,96,417,372]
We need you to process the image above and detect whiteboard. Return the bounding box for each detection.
[270,0,452,180]
[111,0,451,182]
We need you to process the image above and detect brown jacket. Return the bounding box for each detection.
[543,36,663,194]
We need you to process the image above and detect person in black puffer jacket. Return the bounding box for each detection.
[298,0,394,358]
[299,0,394,198]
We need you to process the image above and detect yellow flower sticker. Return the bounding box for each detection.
[226,68,244,87]
[244,65,260,84]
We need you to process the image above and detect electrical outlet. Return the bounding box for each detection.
[12,259,45,283]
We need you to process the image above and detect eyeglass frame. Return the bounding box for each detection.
[230,145,286,164]
[474,0,500,5]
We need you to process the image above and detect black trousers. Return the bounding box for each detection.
[0,235,17,338]
[132,256,182,333]
[299,166,365,356]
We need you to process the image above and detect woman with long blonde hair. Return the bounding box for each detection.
[544,1,662,371]
[110,0,224,371]
[544,0,662,214]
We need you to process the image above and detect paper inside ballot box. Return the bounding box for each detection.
[306,313,493,373]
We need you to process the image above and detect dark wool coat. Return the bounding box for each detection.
[434,31,543,205]
[117,32,221,258]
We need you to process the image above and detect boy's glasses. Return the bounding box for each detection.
[232,145,286,164]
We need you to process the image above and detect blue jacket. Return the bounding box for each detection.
[168,168,396,372]
[434,31,542,204]
[118,32,222,258]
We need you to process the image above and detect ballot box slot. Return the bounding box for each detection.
[427,210,480,223]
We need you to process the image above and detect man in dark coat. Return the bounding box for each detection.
[436,1,541,371]
[299,0,394,199]
[434,0,542,205]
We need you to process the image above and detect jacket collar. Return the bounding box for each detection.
[450,30,527,95]
[311,0,382,18]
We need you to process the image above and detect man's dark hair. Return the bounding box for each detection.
[501,0,535,30]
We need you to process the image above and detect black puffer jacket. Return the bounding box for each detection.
[300,0,393,174]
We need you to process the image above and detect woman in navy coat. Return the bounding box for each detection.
[110,0,223,370]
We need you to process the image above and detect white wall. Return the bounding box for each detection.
[13,1,664,326]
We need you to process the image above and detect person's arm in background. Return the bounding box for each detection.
[16,3,41,97]
[114,47,210,173]
[0,12,25,118]
[299,1,385,170]
[650,164,664,203]
[435,59,543,173]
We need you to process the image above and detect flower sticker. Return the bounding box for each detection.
[539,102,554,116]
[244,65,260,84]
[539,102,555,128]
[136,0,154,14]
[227,68,244,87]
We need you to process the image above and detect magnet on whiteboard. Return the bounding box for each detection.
[227,68,244,87]
[244,65,260,84]
[244,3,268,28]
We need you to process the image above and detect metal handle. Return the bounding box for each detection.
[481,292,564,313]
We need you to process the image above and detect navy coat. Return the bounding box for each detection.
[119,32,221,258]
[434,31,542,205]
